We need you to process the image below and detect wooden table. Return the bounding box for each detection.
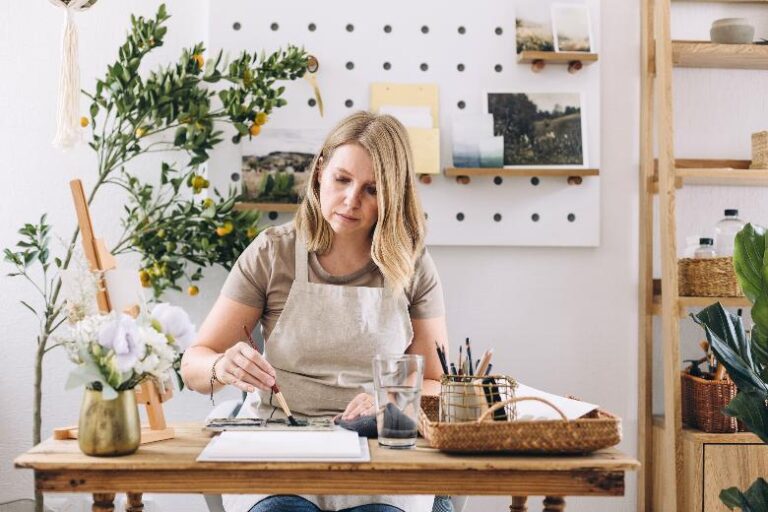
[15,423,639,512]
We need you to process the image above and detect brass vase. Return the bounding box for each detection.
[78,388,141,456]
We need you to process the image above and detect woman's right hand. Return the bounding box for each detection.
[215,341,276,393]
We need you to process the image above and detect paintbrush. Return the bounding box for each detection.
[243,325,299,426]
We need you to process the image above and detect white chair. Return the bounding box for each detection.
[201,397,467,512]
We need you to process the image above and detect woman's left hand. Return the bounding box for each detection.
[341,392,376,420]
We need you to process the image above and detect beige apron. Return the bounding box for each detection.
[224,235,434,512]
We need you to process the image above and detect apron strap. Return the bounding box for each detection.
[294,232,309,283]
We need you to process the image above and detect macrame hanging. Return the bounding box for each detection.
[49,0,98,149]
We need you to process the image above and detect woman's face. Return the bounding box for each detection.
[317,143,379,240]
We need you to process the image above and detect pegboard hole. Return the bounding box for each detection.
[346,23,355,32]
[493,176,503,185]
[270,22,279,31]
[420,63,429,72]
[495,27,503,35]
[421,25,430,34]
[493,213,502,222]
[384,24,392,33]
[424,212,429,220]
[494,64,503,73]
[383,62,391,70]
[531,177,540,186]
[458,26,466,34]
[232,22,241,31]
[345,99,354,108]
[268,212,279,221]
[231,134,241,144]
[308,98,317,107]
[532,213,540,222]
[457,63,465,72]
[230,172,240,182]
[456,212,465,221]
[308,23,317,32]
[457,100,466,110]
[568,213,576,223]
[346,61,355,70]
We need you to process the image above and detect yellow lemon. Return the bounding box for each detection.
[188,285,199,296]
[202,198,215,209]
[246,227,258,238]
[80,117,89,128]
[255,112,268,126]
[139,270,152,288]
[135,126,147,138]
[191,175,209,192]
[192,53,204,69]
[248,124,261,136]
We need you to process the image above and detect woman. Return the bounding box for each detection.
[181,111,449,512]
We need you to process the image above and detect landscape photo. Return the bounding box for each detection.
[486,92,586,167]
[552,4,592,52]
[240,128,325,203]
[516,2,554,53]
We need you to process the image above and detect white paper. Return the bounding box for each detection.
[378,105,433,128]
[196,429,367,462]
[512,383,598,421]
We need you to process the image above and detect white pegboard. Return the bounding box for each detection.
[207,0,601,246]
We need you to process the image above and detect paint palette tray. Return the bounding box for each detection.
[204,417,334,432]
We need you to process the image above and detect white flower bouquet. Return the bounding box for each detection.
[60,303,196,399]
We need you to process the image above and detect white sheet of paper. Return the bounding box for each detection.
[378,105,433,128]
[512,383,598,421]
[196,429,367,462]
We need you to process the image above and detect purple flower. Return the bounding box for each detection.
[98,313,145,372]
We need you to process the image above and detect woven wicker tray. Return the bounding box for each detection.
[418,396,622,454]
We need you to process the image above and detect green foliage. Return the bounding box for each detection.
[253,171,298,203]
[692,223,768,509]
[721,478,768,511]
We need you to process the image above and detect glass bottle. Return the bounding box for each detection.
[694,237,716,259]
[714,209,746,257]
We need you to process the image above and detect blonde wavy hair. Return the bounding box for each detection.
[295,111,426,293]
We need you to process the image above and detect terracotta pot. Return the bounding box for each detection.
[78,388,140,456]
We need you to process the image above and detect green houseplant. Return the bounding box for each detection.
[692,223,768,509]
[3,5,308,509]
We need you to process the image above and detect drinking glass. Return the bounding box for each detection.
[372,354,424,448]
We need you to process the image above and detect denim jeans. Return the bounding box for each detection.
[247,495,406,512]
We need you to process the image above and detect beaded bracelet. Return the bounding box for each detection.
[209,354,226,405]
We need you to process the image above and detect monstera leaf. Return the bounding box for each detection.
[721,478,768,512]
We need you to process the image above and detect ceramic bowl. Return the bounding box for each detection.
[710,18,755,44]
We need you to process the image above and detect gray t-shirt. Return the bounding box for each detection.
[222,222,444,341]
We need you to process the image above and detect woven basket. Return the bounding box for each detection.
[678,257,743,297]
[751,131,768,169]
[418,395,621,454]
[681,371,743,433]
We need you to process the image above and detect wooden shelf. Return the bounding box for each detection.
[653,416,762,444]
[517,51,599,65]
[651,292,750,316]
[673,41,768,69]
[652,159,768,190]
[234,202,299,213]
[673,0,768,3]
[445,167,599,178]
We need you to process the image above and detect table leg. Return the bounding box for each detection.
[510,496,528,511]
[126,492,144,512]
[92,493,115,512]
[543,496,565,511]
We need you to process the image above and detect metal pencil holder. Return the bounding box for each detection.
[439,375,518,423]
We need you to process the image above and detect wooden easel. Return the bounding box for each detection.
[53,179,175,444]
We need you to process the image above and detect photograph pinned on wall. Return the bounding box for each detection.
[451,113,503,168]
[486,92,587,168]
[552,3,593,52]
[240,128,325,203]
[515,1,555,53]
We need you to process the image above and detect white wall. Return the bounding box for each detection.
[0,1,641,511]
